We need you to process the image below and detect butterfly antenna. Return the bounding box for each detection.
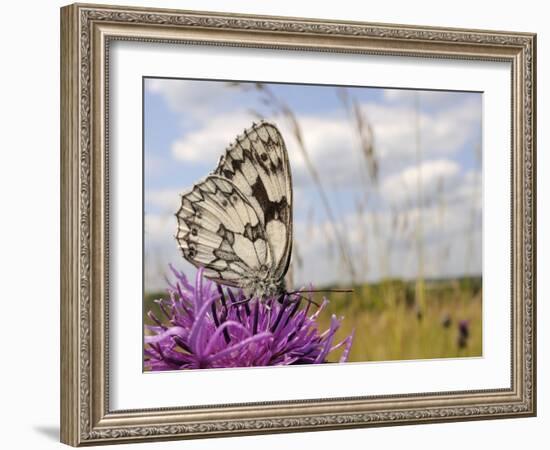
[286,288,354,295]
[291,293,320,308]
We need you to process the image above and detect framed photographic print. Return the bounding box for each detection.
[60,3,537,446]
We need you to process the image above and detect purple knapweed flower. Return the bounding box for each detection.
[144,265,354,370]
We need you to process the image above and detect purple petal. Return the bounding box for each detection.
[203,320,252,356]
[144,326,187,344]
[314,315,340,363]
[206,332,273,363]
[338,329,355,363]
[188,292,217,358]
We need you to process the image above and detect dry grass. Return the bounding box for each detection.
[315,277,482,362]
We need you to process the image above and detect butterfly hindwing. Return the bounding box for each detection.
[214,121,293,280]
[176,175,272,287]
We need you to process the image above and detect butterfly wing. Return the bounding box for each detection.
[214,121,293,281]
[176,175,272,287]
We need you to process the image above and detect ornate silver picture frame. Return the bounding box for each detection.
[60,3,536,446]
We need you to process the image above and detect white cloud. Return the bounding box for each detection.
[167,95,480,192]
[363,96,481,162]
[290,162,481,284]
[290,171,481,285]
[144,152,171,178]
[383,89,479,110]
[146,188,182,213]
[146,78,237,119]
[282,116,358,186]
[144,213,176,244]
[144,212,196,291]
[381,159,461,205]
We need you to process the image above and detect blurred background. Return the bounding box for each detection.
[144,78,482,362]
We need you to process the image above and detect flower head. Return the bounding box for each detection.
[144,266,354,370]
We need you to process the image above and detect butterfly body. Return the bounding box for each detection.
[176,121,293,299]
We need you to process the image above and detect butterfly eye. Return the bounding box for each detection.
[221,199,228,207]
[260,153,268,161]
[232,195,238,203]
[191,227,198,236]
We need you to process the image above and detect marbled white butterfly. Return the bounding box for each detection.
[176,121,293,298]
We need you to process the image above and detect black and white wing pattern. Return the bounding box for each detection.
[176,121,293,297]
[176,176,272,290]
[214,121,293,281]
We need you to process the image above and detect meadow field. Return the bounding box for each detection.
[144,276,481,364]
[314,277,482,362]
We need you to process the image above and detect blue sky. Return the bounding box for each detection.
[143,78,482,292]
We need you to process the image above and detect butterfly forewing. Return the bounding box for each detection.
[214,121,293,281]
